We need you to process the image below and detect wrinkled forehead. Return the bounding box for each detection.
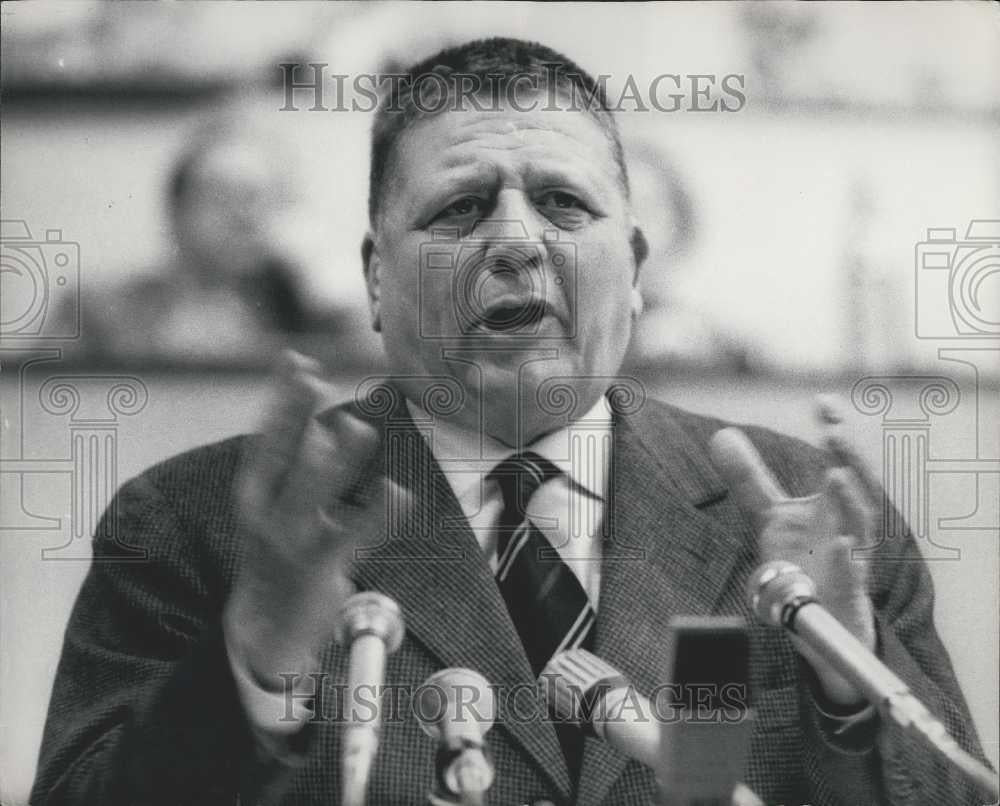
[383,99,627,207]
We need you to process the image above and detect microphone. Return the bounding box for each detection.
[543,632,761,806]
[751,561,999,801]
[415,668,496,806]
[336,591,405,806]
[542,649,660,768]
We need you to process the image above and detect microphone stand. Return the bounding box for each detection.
[417,668,496,806]
[336,591,405,806]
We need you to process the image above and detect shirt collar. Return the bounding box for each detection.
[405,395,613,503]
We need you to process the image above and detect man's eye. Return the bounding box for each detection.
[438,197,485,218]
[538,191,586,211]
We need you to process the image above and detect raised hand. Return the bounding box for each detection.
[709,402,877,706]
[224,351,402,688]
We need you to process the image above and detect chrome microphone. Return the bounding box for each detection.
[542,648,660,768]
[750,561,999,801]
[336,591,405,806]
[416,668,496,806]
[750,560,931,712]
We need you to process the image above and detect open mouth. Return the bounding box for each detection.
[476,297,549,333]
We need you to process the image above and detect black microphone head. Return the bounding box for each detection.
[748,561,817,627]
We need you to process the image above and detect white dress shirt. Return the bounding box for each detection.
[407,396,614,607]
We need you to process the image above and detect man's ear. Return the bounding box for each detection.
[361,233,382,333]
[630,223,649,283]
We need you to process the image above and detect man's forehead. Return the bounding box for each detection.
[392,104,621,180]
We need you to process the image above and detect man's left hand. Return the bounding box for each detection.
[710,401,878,707]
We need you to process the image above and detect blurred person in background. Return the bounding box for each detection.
[73,116,344,363]
[625,141,750,371]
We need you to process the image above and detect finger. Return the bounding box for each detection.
[242,351,329,505]
[815,393,846,427]
[709,428,788,521]
[816,394,852,462]
[830,534,867,581]
[831,535,875,646]
[289,412,404,570]
[322,410,384,506]
[339,478,416,564]
[821,536,872,619]
[824,431,883,514]
[814,395,883,507]
[732,783,765,806]
[824,467,875,545]
[280,410,380,522]
[281,419,342,537]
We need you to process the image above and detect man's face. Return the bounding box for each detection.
[176,141,301,279]
[364,96,643,444]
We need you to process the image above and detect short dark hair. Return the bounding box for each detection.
[367,37,629,226]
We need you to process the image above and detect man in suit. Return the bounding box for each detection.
[32,38,988,806]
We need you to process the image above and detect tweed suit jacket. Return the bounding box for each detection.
[31,395,988,806]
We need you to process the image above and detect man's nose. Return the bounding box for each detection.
[474,189,547,243]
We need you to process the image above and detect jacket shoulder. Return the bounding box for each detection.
[645,398,831,496]
[135,434,250,499]
[108,435,253,544]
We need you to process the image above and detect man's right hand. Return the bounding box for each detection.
[223,351,393,689]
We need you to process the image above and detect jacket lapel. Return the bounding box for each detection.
[576,403,750,806]
[345,397,572,798]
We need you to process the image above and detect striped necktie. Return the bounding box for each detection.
[490,451,596,677]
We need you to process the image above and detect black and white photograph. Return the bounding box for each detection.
[1,2,998,804]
